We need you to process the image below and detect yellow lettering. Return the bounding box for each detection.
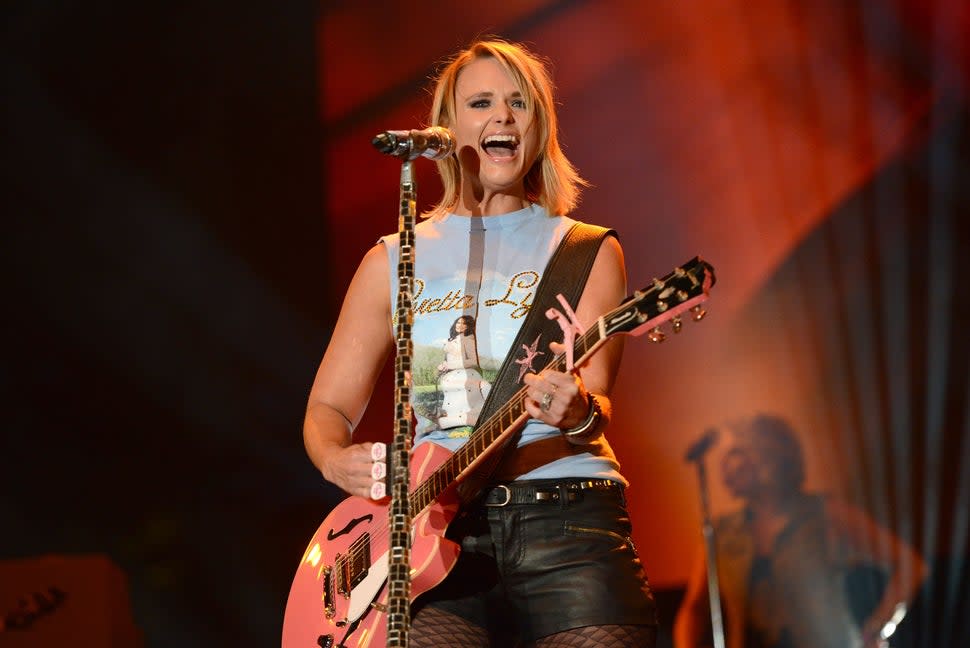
[484,271,539,317]
[391,280,479,322]
[394,271,554,323]
[440,290,461,312]
[392,279,424,325]
[510,291,534,319]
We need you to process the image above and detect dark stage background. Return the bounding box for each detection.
[2,1,968,647]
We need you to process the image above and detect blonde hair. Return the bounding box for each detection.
[427,39,587,216]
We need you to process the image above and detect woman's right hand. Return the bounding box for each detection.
[319,441,381,499]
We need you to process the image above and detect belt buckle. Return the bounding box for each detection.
[485,484,512,507]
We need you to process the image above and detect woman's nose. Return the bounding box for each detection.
[494,104,515,123]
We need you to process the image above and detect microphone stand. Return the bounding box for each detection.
[373,126,451,648]
[385,159,416,648]
[688,451,726,648]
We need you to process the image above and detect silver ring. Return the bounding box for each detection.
[540,391,553,412]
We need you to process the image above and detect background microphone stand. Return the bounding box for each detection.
[686,429,726,648]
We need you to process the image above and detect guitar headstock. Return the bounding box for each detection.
[602,257,716,342]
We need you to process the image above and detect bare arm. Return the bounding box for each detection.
[522,235,627,436]
[673,548,715,648]
[304,243,394,497]
[825,499,928,645]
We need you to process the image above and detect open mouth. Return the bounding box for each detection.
[481,133,519,159]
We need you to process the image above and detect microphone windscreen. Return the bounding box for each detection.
[372,132,396,154]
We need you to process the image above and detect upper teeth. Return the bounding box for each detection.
[483,134,518,146]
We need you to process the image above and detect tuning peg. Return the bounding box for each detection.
[672,316,683,333]
[691,305,707,321]
[647,327,666,343]
[676,289,688,302]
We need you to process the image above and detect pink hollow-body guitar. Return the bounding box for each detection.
[282,257,716,648]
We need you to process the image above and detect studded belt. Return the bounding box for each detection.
[481,478,622,507]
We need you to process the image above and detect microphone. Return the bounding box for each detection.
[372,126,455,161]
[685,428,719,463]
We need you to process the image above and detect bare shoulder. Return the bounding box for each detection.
[356,241,391,286]
[594,233,625,274]
[340,242,391,315]
[324,241,393,358]
[581,232,627,306]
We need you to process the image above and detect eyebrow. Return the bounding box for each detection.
[461,90,525,100]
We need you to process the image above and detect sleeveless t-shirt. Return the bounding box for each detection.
[379,203,624,484]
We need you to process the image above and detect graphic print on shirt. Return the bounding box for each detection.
[429,315,491,431]
[408,267,540,439]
